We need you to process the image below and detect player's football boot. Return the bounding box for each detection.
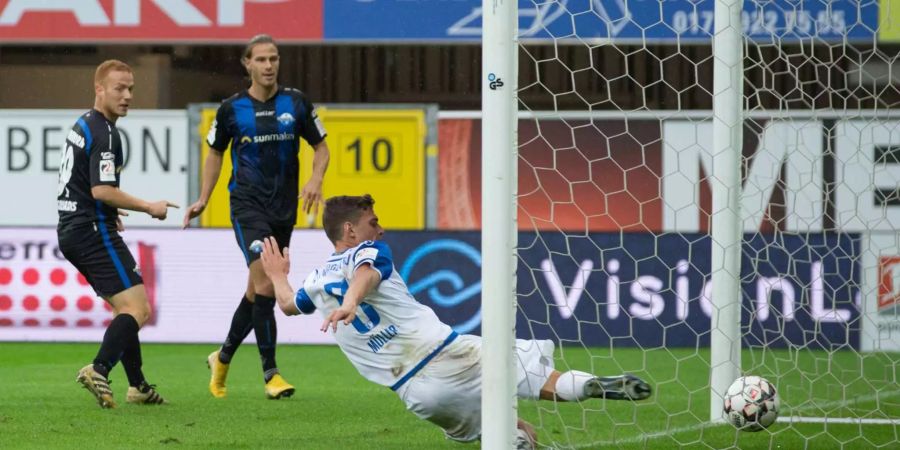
[264,373,295,399]
[126,382,168,405]
[584,374,652,401]
[515,427,536,450]
[207,349,229,398]
[76,364,116,409]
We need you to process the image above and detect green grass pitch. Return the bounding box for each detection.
[0,343,897,449]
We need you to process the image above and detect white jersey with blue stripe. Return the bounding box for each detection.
[295,240,456,389]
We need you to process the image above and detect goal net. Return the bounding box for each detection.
[484,0,900,448]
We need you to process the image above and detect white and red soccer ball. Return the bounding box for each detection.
[723,375,780,431]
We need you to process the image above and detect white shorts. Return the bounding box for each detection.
[395,335,555,443]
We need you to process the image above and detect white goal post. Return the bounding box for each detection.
[481,0,519,448]
[709,0,744,423]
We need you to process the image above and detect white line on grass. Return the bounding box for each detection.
[777,417,900,425]
[571,389,900,449]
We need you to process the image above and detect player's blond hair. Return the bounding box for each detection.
[323,194,376,243]
[94,59,133,85]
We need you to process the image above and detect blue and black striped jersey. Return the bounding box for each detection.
[56,109,123,230]
[207,87,327,225]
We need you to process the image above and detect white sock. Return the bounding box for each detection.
[554,370,594,401]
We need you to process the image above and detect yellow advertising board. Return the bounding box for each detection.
[197,106,426,229]
[881,0,900,42]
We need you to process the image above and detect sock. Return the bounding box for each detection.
[92,314,139,378]
[554,370,595,401]
[219,296,254,364]
[121,328,145,387]
[252,295,278,381]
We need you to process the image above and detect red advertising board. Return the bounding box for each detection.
[438,118,665,232]
[437,117,817,233]
[0,0,322,43]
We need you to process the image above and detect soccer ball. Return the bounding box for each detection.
[723,375,780,431]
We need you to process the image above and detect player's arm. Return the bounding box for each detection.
[184,107,230,228]
[321,264,381,331]
[259,236,301,316]
[300,139,330,218]
[92,185,175,220]
[299,101,330,217]
[182,150,224,228]
[88,134,177,220]
[322,241,392,332]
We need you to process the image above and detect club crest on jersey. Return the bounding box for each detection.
[99,160,115,182]
[277,112,295,126]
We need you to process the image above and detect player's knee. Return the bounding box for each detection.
[126,303,151,327]
[137,303,152,326]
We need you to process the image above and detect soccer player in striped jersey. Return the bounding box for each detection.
[183,34,330,399]
[57,59,178,408]
[259,195,652,448]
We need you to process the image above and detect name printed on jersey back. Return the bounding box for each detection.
[367,324,399,353]
[67,129,85,148]
[57,200,77,212]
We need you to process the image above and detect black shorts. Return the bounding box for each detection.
[231,214,293,266]
[57,222,143,298]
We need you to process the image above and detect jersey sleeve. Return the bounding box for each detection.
[87,122,116,187]
[298,95,327,147]
[206,103,232,152]
[294,287,317,315]
[350,240,394,281]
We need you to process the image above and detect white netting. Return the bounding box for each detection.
[510,1,900,448]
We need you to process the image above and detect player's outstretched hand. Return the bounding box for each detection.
[260,236,290,279]
[299,178,323,217]
[148,200,179,220]
[322,303,357,333]
[116,209,129,232]
[182,199,207,228]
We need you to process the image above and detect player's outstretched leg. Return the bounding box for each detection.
[552,370,652,402]
[207,349,230,398]
[126,381,168,405]
[583,374,652,401]
[76,364,116,409]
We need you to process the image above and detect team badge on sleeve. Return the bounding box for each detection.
[354,247,379,267]
[99,160,116,182]
[313,108,326,136]
[206,119,217,146]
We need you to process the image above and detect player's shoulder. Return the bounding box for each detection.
[217,92,245,110]
[351,240,393,260]
[67,111,93,148]
[280,86,308,98]
[72,110,109,148]
[356,239,391,250]
[78,109,106,128]
[280,86,315,106]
